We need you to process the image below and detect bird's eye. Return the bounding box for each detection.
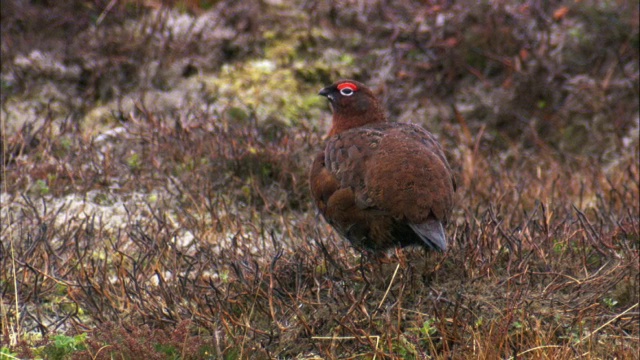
[340,88,354,96]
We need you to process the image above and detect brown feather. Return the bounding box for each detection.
[310,80,455,252]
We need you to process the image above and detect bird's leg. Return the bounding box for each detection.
[358,252,373,287]
[421,246,434,285]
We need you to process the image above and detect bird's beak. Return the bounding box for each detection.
[318,87,330,97]
[319,87,334,101]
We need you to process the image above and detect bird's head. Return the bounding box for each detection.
[319,80,386,137]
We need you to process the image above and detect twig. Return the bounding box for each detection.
[577,302,639,344]
[508,345,563,359]
[90,344,113,360]
[8,237,20,347]
[311,335,380,360]
[96,0,118,26]
[378,263,401,309]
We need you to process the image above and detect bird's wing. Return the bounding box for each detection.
[309,151,339,215]
[324,127,384,209]
[325,123,455,224]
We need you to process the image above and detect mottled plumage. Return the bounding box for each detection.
[310,80,455,252]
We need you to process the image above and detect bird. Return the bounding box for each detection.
[309,79,456,253]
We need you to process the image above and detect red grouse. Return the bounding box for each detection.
[310,80,455,252]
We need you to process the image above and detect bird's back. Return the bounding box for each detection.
[310,122,455,252]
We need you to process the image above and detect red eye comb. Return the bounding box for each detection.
[337,82,358,91]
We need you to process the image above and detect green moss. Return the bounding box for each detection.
[204,60,316,126]
[202,27,355,127]
[41,333,87,360]
[55,283,68,296]
[1,347,18,359]
[227,107,250,123]
[393,334,419,359]
[31,179,50,196]
[154,343,179,358]
[92,192,112,206]
[126,153,142,171]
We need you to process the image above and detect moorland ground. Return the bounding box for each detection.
[1,1,638,359]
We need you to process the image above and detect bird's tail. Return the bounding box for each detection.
[409,218,447,251]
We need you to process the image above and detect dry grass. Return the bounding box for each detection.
[1,0,638,359]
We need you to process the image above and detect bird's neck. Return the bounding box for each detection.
[328,107,386,137]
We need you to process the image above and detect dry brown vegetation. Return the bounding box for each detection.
[1,0,638,359]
